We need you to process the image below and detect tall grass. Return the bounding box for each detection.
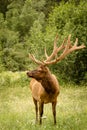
[0,72,87,130]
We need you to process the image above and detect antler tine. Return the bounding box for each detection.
[67,43,85,54]
[45,47,49,59]
[54,34,58,49]
[44,34,59,62]
[64,34,71,50]
[44,34,59,60]
[29,53,43,65]
[56,37,66,53]
[66,37,85,54]
[56,34,72,59]
[74,38,78,46]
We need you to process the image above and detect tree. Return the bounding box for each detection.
[0,0,46,71]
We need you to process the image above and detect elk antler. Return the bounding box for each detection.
[44,34,66,62]
[29,34,86,65]
[29,54,44,65]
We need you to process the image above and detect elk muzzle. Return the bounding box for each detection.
[27,71,33,77]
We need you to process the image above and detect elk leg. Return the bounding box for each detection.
[33,98,38,123]
[52,101,57,125]
[39,102,44,124]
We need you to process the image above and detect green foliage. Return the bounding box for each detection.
[73,50,87,84]
[0,29,28,71]
[0,0,87,84]
[26,13,45,57]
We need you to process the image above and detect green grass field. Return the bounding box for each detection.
[0,72,87,130]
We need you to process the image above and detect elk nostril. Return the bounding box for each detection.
[26,71,32,77]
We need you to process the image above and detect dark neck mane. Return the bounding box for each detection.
[41,73,56,94]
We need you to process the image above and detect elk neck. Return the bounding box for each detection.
[40,72,57,94]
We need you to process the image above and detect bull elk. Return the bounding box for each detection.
[27,34,85,125]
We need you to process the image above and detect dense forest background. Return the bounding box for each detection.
[0,0,87,84]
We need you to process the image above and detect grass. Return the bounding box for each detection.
[0,72,87,130]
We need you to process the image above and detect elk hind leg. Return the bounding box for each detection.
[52,101,57,125]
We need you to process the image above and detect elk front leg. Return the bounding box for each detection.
[33,98,38,123]
[52,101,57,125]
[39,102,44,124]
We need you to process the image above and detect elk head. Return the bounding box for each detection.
[27,65,50,81]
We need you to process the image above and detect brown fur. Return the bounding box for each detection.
[27,65,60,124]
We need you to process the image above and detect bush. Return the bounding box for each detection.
[0,71,29,89]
